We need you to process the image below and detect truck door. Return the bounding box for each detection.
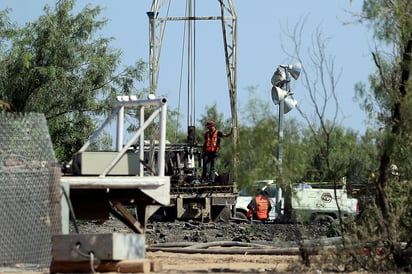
[264,185,279,220]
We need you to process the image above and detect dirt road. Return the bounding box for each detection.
[146,251,313,273]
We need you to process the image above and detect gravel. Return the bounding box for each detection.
[71,217,331,245]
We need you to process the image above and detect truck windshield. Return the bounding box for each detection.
[238,189,251,196]
[238,183,278,198]
[264,185,277,198]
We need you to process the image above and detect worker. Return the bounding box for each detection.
[201,119,232,184]
[246,189,272,221]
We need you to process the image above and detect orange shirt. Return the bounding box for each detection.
[204,130,220,152]
[255,195,270,219]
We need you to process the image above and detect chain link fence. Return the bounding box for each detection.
[0,113,61,268]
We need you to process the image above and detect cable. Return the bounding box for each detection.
[74,243,98,273]
[192,1,196,123]
[176,1,188,142]
[147,246,315,255]
[186,0,192,128]
[173,0,199,141]
[90,252,96,273]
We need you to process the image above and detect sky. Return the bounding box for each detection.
[1,0,374,135]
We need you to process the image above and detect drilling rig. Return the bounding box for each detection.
[146,0,239,221]
[65,0,239,225]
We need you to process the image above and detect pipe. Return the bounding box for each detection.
[116,97,167,108]
[147,246,314,255]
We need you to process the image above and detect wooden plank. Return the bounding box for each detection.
[150,260,163,272]
[112,200,144,234]
[50,259,152,273]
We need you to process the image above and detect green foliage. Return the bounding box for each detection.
[199,104,227,131]
[355,129,380,180]
[235,87,308,189]
[166,108,187,143]
[237,117,277,188]
[363,0,412,46]
[351,0,412,270]
[302,123,374,182]
[0,9,16,52]
[0,0,146,161]
[386,178,412,240]
[236,87,278,189]
[280,120,309,184]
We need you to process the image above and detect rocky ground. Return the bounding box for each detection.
[73,217,332,245]
[70,217,343,273]
[146,220,331,244]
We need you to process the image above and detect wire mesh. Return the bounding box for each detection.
[0,113,61,267]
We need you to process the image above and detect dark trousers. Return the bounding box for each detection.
[202,152,217,182]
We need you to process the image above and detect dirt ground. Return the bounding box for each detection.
[0,254,342,274]
[143,220,369,274]
[71,218,372,274]
[146,251,315,273]
[0,219,379,273]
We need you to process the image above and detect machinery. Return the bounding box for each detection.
[64,0,239,225]
[63,97,170,233]
[145,0,239,221]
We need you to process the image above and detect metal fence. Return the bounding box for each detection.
[0,113,61,267]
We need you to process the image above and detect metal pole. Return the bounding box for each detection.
[158,102,167,177]
[77,107,120,153]
[279,69,292,220]
[117,106,124,151]
[277,67,290,177]
[278,99,284,176]
[100,107,162,177]
[139,106,145,176]
[219,0,238,184]
[147,8,157,95]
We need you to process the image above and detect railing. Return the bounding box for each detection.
[77,95,168,177]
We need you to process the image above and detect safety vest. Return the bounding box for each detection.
[204,130,220,152]
[255,195,269,220]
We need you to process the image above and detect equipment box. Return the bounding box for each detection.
[71,151,140,175]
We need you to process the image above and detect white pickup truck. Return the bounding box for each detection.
[235,180,359,224]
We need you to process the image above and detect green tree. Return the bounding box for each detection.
[166,108,187,143]
[279,19,377,185]
[235,86,307,189]
[0,9,17,96]
[237,97,277,187]
[302,123,366,182]
[351,0,412,270]
[0,0,146,161]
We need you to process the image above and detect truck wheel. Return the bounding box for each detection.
[326,219,342,237]
[313,215,334,232]
[235,211,247,220]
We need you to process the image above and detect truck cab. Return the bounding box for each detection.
[235,180,281,221]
